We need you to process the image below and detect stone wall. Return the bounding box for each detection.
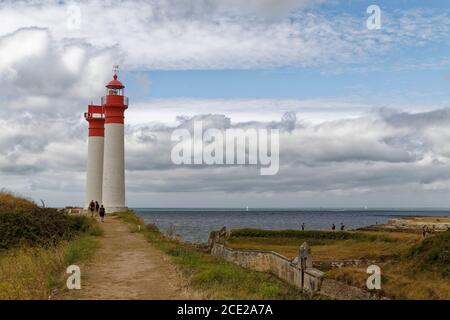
[210,243,385,299]
[211,244,324,293]
[207,228,385,299]
[320,279,382,300]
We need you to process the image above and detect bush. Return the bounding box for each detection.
[406,230,450,278]
[230,228,394,242]
[0,192,93,250]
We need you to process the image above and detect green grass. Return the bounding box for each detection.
[0,229,100,300]
[406,229,450,278]
[230,228,395,242]
[113,212,321,300]
[0,193,102,300]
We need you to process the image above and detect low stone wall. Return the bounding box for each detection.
[320,279,378,300]
[63,207,84,215]
[211,244,323,293]
[314,258,377,269]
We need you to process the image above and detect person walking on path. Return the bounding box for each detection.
[95,201,100,216]
[89,200,95,217]
[331,223,336,231]
[99,205,106,223]
[340,223,345,231]
[301,223,305,231]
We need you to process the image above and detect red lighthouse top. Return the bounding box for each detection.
[102,66,128,124]
[106,74,124,89]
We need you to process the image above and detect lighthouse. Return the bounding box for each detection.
[102,68,129,213]
[84,104,105,208]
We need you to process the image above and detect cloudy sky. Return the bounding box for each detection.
[1,0,450,208]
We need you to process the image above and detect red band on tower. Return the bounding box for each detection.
[84,105,105,137]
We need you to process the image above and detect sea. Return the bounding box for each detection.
[134,208,450,243]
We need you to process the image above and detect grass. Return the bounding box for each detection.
[226,226,450,299]
[0,232,100,300]
[406,229,450,278]
[230,228,395,242]
[326,260,450,300]
[113,211,321,300]
[323,230,450,300]
[0,192,102,300]
[228,230,419,261]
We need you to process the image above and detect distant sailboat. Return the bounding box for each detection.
[246,206,249,212]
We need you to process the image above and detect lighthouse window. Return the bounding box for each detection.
[107,88,124,96]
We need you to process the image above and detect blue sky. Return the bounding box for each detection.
[124,67,450,104]
[119,0,450,105]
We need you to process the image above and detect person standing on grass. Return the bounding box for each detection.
[99,205,106,223]
[95,201,100,216]
[89,200,95,217]
[332,223,336,231]
[301,223,305,231]
[340,223,345,231]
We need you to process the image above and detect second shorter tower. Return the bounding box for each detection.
[84,104,105,208]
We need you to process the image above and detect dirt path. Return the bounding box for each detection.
[57,217,192,300]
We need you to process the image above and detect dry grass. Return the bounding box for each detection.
[326,262,450,300]
[0,231,100,300]
[228,231,420,261]
[0,246,65,299]
[0,235,99,300]
[227,228,450,299]
[0,191,36,213]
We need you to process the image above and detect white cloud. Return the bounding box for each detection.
[0,1,449,70]
[1,1,450,207]
[0,27,119,100]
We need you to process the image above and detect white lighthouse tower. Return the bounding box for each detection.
[102,68,128,213]
[84,104,105,208]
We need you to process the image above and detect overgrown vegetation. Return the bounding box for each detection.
[0,192,101,299]
[0,234,100,300]
[230,228,395,242]
[406,229,450,279]
[228,228,419,261]
[0,191,96,250]
[227,225,450,299]
[323,230,450,300]
[113,211,321,300]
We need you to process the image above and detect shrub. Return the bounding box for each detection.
[230,228,394,242]
[406,230,450,278]
[0,192,92,250]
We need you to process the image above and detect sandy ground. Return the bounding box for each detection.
[56,217,193,300]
